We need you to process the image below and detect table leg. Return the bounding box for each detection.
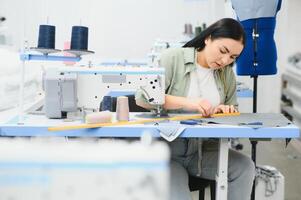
[250,140,258,200]
[216,138,229,200]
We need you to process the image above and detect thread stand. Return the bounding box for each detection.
[30,47,61,55]
[63,49,94,57]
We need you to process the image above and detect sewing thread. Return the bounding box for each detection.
[116,96,129,121]
[101,96,113,111]
[37,25,56,49]
[70,26,89,50]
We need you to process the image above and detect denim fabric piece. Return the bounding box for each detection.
[156,122,186,142]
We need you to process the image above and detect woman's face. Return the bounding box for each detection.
[203,37,244,69]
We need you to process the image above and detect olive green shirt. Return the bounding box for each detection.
[136,47,238,110]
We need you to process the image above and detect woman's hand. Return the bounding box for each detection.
[212,104,237,114]
[182,98,213,117]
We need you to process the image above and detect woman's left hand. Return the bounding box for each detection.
[212,104,237,114]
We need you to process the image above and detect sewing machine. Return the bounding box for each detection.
[44,66,165,118]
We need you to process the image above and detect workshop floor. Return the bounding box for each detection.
[192,138,301,200]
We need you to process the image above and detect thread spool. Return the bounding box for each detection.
[38,25,55,49]
[64,26,94,57]
[71,26,88,50]
[85,111,112,124]
[116,96,129,121]
[195,26,202,36]
[184,23,193,35]
[30,25,60,54]
[101,96,112,111]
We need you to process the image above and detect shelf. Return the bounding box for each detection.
[282,89,301,103]
[281,70,301,127]
[20,53,81,62]
[281,106,301,122]
[237,89,253,98]
[282,73,301,86]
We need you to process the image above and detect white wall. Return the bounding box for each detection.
[0,0,224,60]
[1,0,300,113]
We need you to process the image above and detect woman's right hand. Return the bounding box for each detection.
[182,98,213,117]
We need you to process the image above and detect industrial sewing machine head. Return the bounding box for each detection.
[44,66,165,118]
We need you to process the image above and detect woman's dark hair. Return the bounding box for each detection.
[183,18,245,51]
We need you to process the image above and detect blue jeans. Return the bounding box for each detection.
[169,139,255,200]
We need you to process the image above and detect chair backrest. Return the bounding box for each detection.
[100,94,149,112]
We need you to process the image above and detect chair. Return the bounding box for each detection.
[189,175,216,200]
[100,94,216,200]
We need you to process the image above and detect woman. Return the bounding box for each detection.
[136,18,255,200]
